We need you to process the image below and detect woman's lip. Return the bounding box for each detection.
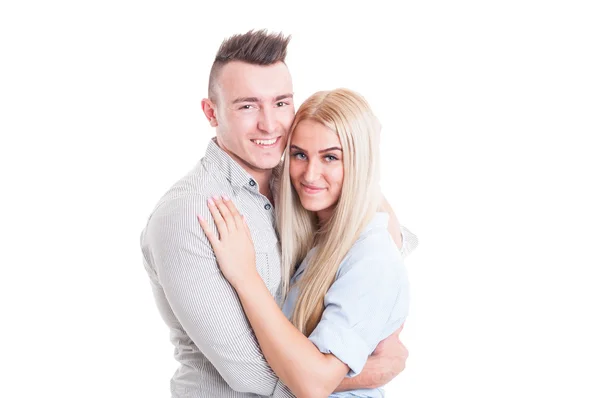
[301,183,326,193]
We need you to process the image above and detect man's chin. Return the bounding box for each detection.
[250,153,283,170]
[251,160,281,171]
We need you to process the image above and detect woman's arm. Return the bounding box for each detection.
[198,196,349,397]
[235,272,350,397]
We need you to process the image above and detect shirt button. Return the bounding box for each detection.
[264,203,272,210]
[249,179,256,187]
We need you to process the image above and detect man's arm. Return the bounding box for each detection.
[144,196,290,396]
[381,196,419,257]
[335,326,408,391]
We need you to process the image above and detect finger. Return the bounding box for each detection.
[222,195,243,229]
[197,215,220,248]
[213,195,236,231]
[207,197,228,237]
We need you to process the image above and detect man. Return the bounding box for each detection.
[141,30,418,397]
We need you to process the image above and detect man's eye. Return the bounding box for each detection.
[276,102,287,107]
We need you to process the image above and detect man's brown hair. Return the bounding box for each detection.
[208,29,291,101]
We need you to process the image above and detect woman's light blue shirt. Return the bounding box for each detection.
[282,213,410,397]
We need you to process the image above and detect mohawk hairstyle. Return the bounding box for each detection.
[208,29,291,100]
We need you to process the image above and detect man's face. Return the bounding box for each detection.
[210,61,295,172]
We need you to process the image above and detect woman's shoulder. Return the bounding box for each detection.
[353,212,398,252]
[337,213,404,276]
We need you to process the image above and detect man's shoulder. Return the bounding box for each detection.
[141,172,217,251]
[148,163,229,217]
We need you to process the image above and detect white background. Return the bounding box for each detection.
[1,1,599,397]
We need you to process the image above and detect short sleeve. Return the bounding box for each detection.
[307,244,409,376]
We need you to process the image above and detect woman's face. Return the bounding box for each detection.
[288,120,344,222]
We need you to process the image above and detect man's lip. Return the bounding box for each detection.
[250,137,280,143]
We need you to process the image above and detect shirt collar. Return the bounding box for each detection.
[199,138,284,194]
[199,138,257,188]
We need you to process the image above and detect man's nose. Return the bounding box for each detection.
[258,108,277,135]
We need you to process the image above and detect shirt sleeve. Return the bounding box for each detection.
[144,195,284,395]
[307,242,409,376]
[272,381,296,397]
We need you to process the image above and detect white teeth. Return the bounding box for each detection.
[253,138,277,145]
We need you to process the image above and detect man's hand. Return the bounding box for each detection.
[379,196,404,251]
[371,324,409,385]
[335,324,408,392]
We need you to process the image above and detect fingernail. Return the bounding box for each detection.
[207,198,214,206]
[222,194,229,201]
[212,195,220,201]
[197,215,204,222]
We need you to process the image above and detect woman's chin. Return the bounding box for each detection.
[299,198,332,213]
[299,199,324,212]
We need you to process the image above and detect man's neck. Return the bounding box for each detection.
[247,168,272,199]
[214,139,273,198]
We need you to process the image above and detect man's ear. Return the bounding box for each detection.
[201,98,219,127]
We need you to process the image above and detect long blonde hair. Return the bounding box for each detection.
[277,88,382,336]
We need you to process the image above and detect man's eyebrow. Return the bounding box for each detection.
[274,93,294,102]
[232,97,259,104]
[231,93,294,105]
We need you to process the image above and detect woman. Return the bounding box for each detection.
[198,88,409,397]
